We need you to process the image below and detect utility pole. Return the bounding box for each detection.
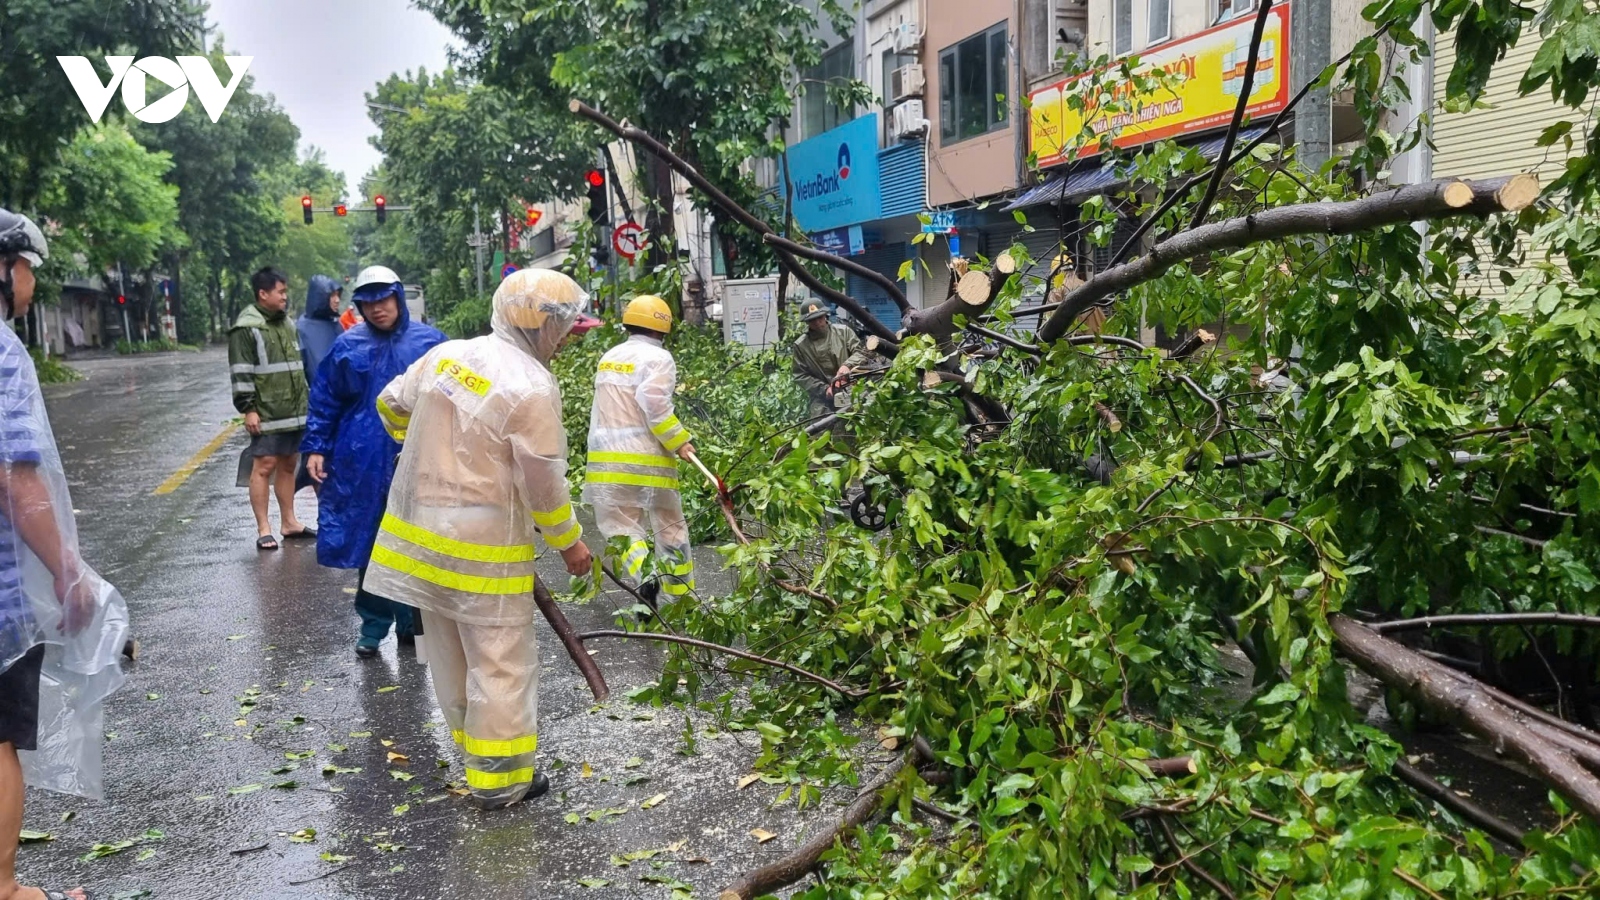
[1292,0,1332,170]
[469,201,488,298]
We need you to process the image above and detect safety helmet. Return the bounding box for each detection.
[622,294,673,333]
[491,268,588,364]
[800,299,830,322]
[0,209,49,268]
[351,265,403,304]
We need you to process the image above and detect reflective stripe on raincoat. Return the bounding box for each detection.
[582,334,690,500]
[229,303,309,433]
[582,334,694,595]
[300,296,446,570]
[363,338,582,627]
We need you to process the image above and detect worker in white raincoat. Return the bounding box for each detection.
[583,295,695,606]
[363,268,592,811]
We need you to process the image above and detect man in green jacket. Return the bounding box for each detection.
[229,267,313,551]
[792,299,870,421]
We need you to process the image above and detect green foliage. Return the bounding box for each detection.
[0,0,203,208]
[418,0,854,260]
[114,338,194,355]
[28,347,80,384]
[40,123,183,274]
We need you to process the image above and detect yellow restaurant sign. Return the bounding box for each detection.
[1029,5,1292,167]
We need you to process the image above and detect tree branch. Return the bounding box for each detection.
[719,753,907,900]
[569,99,901,344]
[1190,0,1275,229]
[534,576,610,702]
[1392,759,1527,847]
[578,630,866,699]
[763,233,909,314]
[1373,613,1600,634]
[1038,174,1541,342]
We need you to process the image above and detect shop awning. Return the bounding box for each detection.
[1005,127,1269,212]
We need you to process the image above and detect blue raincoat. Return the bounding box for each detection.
[296,275,344,379]
[301,294,446,570]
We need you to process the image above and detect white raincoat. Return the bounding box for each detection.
[1,325,128,799]
[581,334,694,598]
[362,269,585,806]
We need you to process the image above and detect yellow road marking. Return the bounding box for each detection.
[153,422,241,496]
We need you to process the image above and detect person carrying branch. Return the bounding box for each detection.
[583,295,696,608]
[792,298,870,422]
[362,268,593,811]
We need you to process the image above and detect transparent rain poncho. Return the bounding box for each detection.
[363,269,588,626]
[1,329,129,799]
[362,269,586,806]
[581,334,695,597]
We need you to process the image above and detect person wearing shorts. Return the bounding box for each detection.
[229,267,314,551]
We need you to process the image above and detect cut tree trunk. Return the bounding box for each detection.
[1330,613,1600,824]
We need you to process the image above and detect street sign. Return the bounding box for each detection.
[501,263,519,279]
[612,221,644,261]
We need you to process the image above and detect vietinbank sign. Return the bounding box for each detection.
[57,56,253,124]
[784,114,882,233]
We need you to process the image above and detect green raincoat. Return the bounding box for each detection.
[792,322,870,420]
[229,303,309,433]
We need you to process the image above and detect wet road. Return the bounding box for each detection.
[21,349,859,899]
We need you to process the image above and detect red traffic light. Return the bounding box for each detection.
[585,170,604,188]
[334,204,347,217]
[373,195,386,207]
[116,295,126,305]
[301,195,312,208]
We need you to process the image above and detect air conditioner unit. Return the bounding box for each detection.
[890,64,925,103]
[891,23,923,54]
[893,100,928,139]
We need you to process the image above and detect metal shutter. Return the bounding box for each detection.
[846,243,908,333]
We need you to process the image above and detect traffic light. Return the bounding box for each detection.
[301,195,313,226]
[526,207,542,229]
[115,294,127,306]
[584,169,610,228]
[374,195,387,225]
[334,204,348,217]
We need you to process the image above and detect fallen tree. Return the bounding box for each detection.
[540,0,1600,895]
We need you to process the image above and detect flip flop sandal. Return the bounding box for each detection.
[43,889,93,899]
[282,527,317,540]
[256,535,280,551]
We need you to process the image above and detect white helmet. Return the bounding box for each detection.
[352,265,401,295]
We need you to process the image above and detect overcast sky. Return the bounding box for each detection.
[206,0,458,197]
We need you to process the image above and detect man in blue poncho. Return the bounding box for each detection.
[302,266,446,658]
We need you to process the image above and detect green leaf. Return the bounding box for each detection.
[1258,682,1302,706]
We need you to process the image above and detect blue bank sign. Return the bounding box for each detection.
[784,114,883,233]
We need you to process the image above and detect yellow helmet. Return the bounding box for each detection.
[622,294,673,333]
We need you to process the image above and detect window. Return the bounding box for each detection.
[1148,0,1171,45]
[802,43,856,139]
[938,23,1008,145]
[1216,0,1256,23]
[1114,0,1133,56]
